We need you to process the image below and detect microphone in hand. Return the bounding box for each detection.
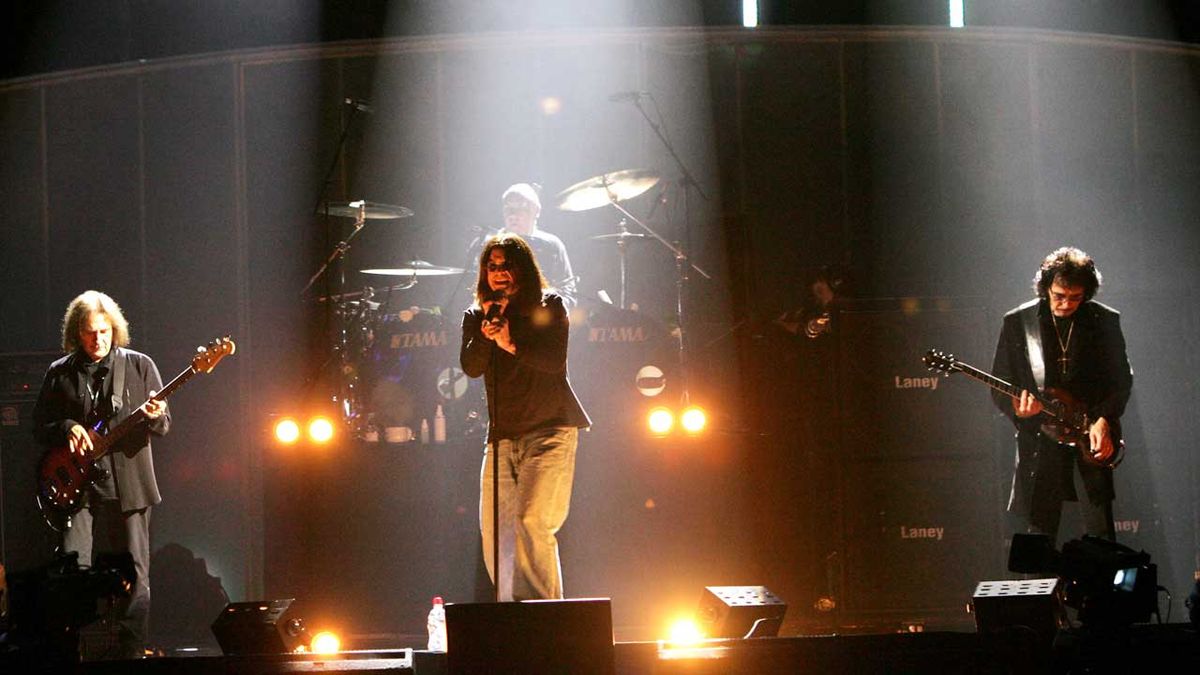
[484,290,506,323]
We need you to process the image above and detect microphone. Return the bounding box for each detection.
[484,290,506,323]
[344,97,374,114]
[608,90,650,103]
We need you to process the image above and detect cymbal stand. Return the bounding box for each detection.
[616,218,629,309]
[302,203,371,432]
[628,94,711,405]
[602,197,709,401]
[298,99,373,432]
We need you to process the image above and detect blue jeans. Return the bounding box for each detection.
[480,426,578,600]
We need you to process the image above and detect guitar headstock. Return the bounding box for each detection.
[922,348,960,375]
[193,336,236,373]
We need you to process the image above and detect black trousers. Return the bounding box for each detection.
[1024,446,1115,544]
[63,500,152,657]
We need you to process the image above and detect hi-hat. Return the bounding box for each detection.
[590,232,647,242]
[321,200,414,220]
[556,169,660,212]
[361,260,465,276]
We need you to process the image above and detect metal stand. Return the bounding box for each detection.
[627,94,711,404]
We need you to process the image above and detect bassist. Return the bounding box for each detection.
[32,290,170,659]
[991,247,1132,544]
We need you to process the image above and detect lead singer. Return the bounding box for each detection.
[460,233,590,600]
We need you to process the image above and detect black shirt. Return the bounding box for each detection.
[460,292,590,441]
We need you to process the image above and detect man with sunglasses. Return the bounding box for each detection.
[991,247,1132,545]
[460,233,590,601]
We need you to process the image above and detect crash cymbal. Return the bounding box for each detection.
[556,169,660,212]
[589,232,647,242]
[361,260,465,276]
[321,200,414,220]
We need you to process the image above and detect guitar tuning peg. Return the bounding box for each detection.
[196,345,206,353]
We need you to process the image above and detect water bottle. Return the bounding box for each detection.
[433,404,446,444]
[420,418,430,444]
[426,596,447,652]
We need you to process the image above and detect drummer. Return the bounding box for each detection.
[499,183,577,310]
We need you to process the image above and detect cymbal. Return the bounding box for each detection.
[321,200,414,220]
[361,260,465,277]
[590,232,647,242]
[556,169,660,212]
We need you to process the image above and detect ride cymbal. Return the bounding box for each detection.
[321,200,414,220]
[361,260,465,276]
[555,169,660,212]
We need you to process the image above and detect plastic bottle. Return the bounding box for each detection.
[433,404,446,444]
[426,596,447,652]
[420,418,430,444]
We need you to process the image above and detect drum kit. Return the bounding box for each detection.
[308,165,704,439]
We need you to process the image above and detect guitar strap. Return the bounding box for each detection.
[1020,300,1046,391]
[110,346,126,418]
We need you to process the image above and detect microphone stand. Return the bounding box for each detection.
[627,95,710,404]
[483,311,502,603]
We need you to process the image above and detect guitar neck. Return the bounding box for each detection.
[93,365,195,458]
[951,361,1046,405]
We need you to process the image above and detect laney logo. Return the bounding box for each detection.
[894,376,939,390]
[900,526,944,541]
[589,326,647,343]
[390,331,447,349]
[1115,520,1140,534]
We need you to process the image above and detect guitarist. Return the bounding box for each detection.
[32,290,170,659]
[991,247,1132,544]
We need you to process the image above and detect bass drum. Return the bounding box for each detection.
[568,304,676,432]
[365,309,484,438]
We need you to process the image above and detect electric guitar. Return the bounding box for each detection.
[36,337,236,527]
[921,348,1123,468]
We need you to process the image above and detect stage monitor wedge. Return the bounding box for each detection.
[446,598,614,675]
[211,598,306,655]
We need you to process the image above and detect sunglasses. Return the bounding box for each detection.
[486,262,512,273]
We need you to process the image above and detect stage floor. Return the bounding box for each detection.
[9,624,1184,674]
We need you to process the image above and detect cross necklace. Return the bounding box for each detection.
[1052,315,1074,375]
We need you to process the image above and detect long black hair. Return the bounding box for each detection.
[473,233,548,312]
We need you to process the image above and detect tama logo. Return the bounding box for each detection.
[589,326,647,343]
[1115,519,1140,534]
[899,526,944,541]
[390,331,447,349]
[894,375,939,391]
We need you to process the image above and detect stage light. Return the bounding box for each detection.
[742,0,758,28]
[1008,533,1158,627]
[310,630,340,654]
[680,406,707,434]
[307,416,335,444]
[666,617,705,645]
[274,418,301,444]
[648,407,674,436]
[949,0,965,28]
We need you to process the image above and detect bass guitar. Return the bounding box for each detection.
[37,337,235,527]
[922,348,1123,468]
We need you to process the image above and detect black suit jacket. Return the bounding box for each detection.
[33,347,171,511]
[990,299,1132,517]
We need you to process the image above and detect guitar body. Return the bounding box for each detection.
[36,443,100,517]
[1038,386,1089,447]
